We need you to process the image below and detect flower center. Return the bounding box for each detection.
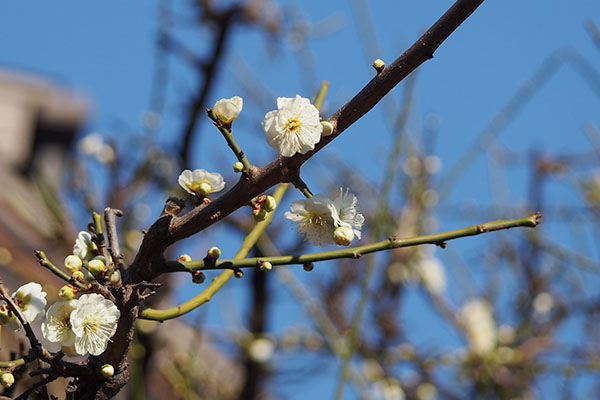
[84,316,101,335]
[286,118,301,133]
[308,213,326,226]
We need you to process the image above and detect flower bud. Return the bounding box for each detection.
[333,226,355,246]
[207,247,221,260]
[88,259,107,277]
[253,209,268,222]
[321,121,334,137]
[234,269,244,279]
[1,372,14,388]
[0,305,15,326]
[58,285,75,301]
[263,196,277,212]
[213,96,243,124]
[72,270,85,282]
[233,162,244,173]
[109,270,122,286]
[101,364,114,378]
[372,58,385,73]
[177,254,192,262]
[192,271,206,284]
[64,255,82,273]
[260,261,272,272]
[303,262,314,272]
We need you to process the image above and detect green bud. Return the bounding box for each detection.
[321,121,334,137]
[101,364,114,378]
[58,285,75,300]
[64,255,82,273]
[207,246,221,260]
[88,259,107,277]
[192,271,206,284]
[233,162,244,173]
[303,262,314,272]
[372,58,385,73]
[109,270,122,286]
[177,254,192,262]
[0,306,15,325]
[1,372,14,388]
[234,269,244,279]
[72,270,85,282]
[263,196,277,212]
[253,209,268,222]
[260,261,273,272]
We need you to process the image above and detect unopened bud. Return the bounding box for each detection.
[64,255,82,273]
[109,270,122,286]
[197,182,212,196]
[58,285,75,300]
[233,162,244,173]
[72,270,85,282]
[192,271,206,284]
[260,261,273,272]
[333,226,355,246]
[303,262,314,272]
[234,269,244,279]
[372,58,385,73]
[88,259,107,277]
[253,209,268,222]
[213,96,243,124]
[321,121,334,137]
[0,306,15,325]
[207,246,221,260]
[101,364,114,378]
[263,196,277,212]
[177,254,192,262]
[1,372,14,388]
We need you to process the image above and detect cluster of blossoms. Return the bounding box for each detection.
[0,231,122,358]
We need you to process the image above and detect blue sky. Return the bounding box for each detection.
[1,1,600,398]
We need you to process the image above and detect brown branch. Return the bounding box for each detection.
[104,207,124,271]
[126,0,486,284]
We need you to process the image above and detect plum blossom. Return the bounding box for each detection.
[73,231,95,260]
[285,195,340,246]
[42,300,78,348]
[332,187,365,240]
[459,298,496,355]
[262,95,322,157]
[12,282,47,326]
[70,294,120,356]
[178,169,225,196]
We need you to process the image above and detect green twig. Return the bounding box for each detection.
[207,109,251,173]
[313,80,329,110]
[164,213,542,272]
[138,184,290,321]
[290,175,313,199]
[34,251,87,290]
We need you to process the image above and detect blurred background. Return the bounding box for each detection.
[0,0,599,398]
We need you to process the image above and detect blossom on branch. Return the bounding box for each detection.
[213,96,243,123]
[178,169,225,196]
[42,300,78,348]
[70,294,120,356]
[12,282,47,325]
[285,195,340,246]
[262,95,322,157]
[73,231,95,260]
[333,187,365,240]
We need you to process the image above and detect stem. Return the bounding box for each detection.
[164,213,542,272]
[313,80,329,110]
[207,109,251,173]
[34,251,87,290]
[290,175,313,199]
[139,184,290,321]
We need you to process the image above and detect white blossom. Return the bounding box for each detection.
[12,282,47,325]
[64,254,83,273]
[70,294,120,356]
[418,256,446,296]
[262,95,322,157]
[333,226,355,246]
[178,169,225,196]
[459,298,496,355]
[73,231,95,260]
[284,195,341,246]
[332,187,364,240]
[42,300,78,347]
[213,96,243,123]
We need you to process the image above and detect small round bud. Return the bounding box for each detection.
[260,261,273,272]
[1,372,14,388]
[207,246,221,260]
[109,270,122,286]
[333,226,355,246]
[197,182,212,196]
[88,259,107,277]
[0,305,15,325]
[64,255,82,273]
[192,271,206,284]
[234,269,244,279]
[263,196,277,212]
[101,364,114,378]
[303,262,314,272]
[233,162,244,173]
[253,209,268,222]
[372,58,385,73]
[58,285,75,301]
[321,121,334,137]
[177,254,192,262]
[72,270,85,282]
